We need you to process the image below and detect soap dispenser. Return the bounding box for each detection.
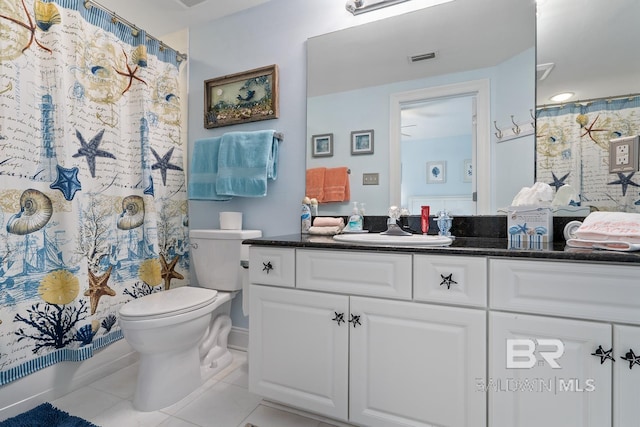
[347,202,363,232]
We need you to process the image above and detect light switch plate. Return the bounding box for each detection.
[363,172,379,185]
[609,135,640,173]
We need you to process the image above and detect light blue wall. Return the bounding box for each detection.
[187,0,382,328]
[402,135,472,200]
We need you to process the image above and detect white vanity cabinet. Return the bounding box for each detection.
[248,284,349,419]
[248,247,487,427]
[489,259,640,427]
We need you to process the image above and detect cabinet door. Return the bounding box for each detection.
[614,325,640,427]
[248,285,349,420]
[350,296,486,427]
[490,312,611,427]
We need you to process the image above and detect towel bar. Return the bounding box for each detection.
[274,132,284,141]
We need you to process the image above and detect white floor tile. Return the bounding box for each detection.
[49,349,341,427]
[51,386,122,420]
[239,404,325,427]
[220,361,249,388]
[89,362,139,399]
[90,400,170,427]
[157,416,201,427]
[171,381,262,427]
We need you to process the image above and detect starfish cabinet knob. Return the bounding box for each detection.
[262,261,273,273]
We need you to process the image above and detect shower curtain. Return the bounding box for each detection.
[536,96,640,212]
[0,0,189,384]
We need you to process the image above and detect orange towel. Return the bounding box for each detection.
[306,167,326,202]
[323,167,350,202]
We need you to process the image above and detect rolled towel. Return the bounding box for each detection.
[313,217,345,228]
[309,225,342,235]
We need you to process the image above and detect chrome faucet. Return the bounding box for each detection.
[381,206,412,236]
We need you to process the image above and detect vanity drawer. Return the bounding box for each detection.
[296,249,412,299]
[249,247,296,287]
[490,259,640,324]
[413,255,487,307]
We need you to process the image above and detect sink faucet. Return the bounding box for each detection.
[381,206,412,236]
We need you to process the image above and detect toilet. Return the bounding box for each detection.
[119,228,261,412]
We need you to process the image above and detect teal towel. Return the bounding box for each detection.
[187,137,232,201]
[216,130,279,197]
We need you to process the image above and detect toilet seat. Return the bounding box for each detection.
[120,287,218,320]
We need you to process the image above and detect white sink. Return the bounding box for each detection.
[333,233,453,246]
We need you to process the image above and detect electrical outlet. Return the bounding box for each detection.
[609,136,640,173]
[362,173,379,185]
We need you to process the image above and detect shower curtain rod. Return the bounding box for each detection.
[84,0,188,63]
[538,92,640,109]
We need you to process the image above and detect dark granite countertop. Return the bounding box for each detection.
[243,215,640,264]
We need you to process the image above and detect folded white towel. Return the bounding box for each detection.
[566,238,640,252]
[309,225,342,235]
[575,211,640,243]
[313,217,345,228]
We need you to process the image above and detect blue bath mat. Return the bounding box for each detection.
[0,403,98,427]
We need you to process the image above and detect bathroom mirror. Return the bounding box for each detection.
[306,0,536,216]
[536,0,639,105]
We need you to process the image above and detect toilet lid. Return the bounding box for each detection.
[120,287,218,319]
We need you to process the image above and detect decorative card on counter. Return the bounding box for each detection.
[507,206,553,248]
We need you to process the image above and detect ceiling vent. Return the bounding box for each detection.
[409,52,437,63]
[537,63,555,81]
[175,0,207,8]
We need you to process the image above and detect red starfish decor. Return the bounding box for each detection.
[113,49,148,95]
[580,114,606,144]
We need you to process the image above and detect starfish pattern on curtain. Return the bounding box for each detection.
[0,0,189,385]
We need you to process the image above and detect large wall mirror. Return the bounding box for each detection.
[307,0,639,217]
[306,0,536,216]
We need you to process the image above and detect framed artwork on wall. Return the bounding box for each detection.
[463,159,472,182]
[427,161,446,184]
[311,133,334,157]
[204,64,279,129]
[350,129,374,155]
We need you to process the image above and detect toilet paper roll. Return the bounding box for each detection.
[563,220,583,241]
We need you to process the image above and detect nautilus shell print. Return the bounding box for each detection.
[117,195,145,230]
[6,189,53,235]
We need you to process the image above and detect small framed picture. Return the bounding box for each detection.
[463,159,472,182]
[350,129,374,155]
[427,161,446,184]
[311,133,333,157]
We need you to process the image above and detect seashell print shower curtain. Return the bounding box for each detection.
[0,0,189,384]
[536,96,640,212]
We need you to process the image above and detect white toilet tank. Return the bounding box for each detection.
[189,229,262,291]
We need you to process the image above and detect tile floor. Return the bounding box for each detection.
[51,350,341,427]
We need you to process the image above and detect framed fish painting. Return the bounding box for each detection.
[204,64,279,128]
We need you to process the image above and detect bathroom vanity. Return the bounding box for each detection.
[245,234,640,427]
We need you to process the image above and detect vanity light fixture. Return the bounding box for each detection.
[550,92,575,102]
[346,0,410,15]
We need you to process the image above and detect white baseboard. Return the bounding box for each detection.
[0,340,137,421]
[228,326,248,351]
